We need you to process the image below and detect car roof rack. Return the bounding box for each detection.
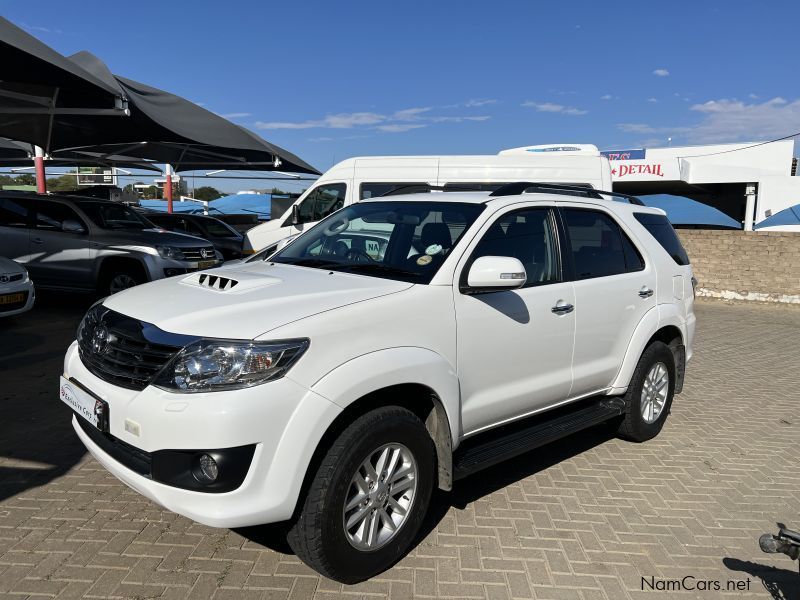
[488,182,645,205]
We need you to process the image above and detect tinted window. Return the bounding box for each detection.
[0,197,29,228]
[470,208,560,287]
[295,183,346,224]
[81,202,151,230]
[563,208,641,279]
[200,218,240,238]
[34,201,86,231]
[443,182,505,192]
[634,213,690,265]
[360,183,430,199]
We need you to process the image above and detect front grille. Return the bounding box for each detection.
[0,290,28,313]
[181,246,215,261]
[77,305,198,391]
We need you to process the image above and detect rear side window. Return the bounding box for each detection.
[562,208,644,279]
[0,197,29,228]
[634,213,690,265]
[34,201,86,231]
[360,183,430,199]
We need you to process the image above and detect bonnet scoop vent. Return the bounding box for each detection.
[197,273,239,290]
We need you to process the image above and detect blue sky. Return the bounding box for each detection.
[3,0,800,223]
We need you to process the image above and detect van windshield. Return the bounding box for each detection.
[271,201,485,284]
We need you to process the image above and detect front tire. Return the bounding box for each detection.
[99,263,146,295]
[617,341,676,442]
[287,406,435,583]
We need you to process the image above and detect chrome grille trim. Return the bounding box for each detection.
[77,306,198,391]
[180,246,216,261]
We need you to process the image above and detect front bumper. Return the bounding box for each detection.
[64,341,342,528]
[141,255,223,281]
[0,280,35,317]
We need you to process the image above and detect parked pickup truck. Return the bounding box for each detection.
[61,183,695,582]
[0,192,221,295]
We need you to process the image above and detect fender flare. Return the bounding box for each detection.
[609,305,686,394]
[310,346,461,489]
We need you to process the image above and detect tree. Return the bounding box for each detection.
[194,186,222,201]
[47,172,79,192]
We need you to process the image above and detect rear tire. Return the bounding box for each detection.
[287,406,435,583]
[617,341,676,442]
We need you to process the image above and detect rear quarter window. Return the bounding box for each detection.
[634,213,690,265]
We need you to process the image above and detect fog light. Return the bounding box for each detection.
[197,454,218,483]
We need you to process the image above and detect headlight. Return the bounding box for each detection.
[153,338,309,393]
[156,245,186,260]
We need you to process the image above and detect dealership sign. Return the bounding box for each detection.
[602,148,679,181]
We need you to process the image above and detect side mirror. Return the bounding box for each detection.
[290,203,300,226]
[62,219,86,234]
[465,256,526,293]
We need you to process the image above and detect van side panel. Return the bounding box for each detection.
[436,155,605,189]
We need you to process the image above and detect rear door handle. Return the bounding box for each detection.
[32,237,44,244]
[551,302,574,315]
[639,287,654,298]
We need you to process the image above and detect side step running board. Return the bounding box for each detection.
[453,397,625,480]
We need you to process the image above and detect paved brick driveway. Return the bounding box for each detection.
[1,297,798,599]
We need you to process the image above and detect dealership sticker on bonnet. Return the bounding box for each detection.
[59,377,105,430]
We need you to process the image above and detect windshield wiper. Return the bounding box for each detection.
[279,258,344,268]
[337,263,420,277]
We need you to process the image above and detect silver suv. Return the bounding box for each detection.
[0,192,220,295]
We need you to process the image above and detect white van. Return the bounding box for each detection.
[244,144,613,253]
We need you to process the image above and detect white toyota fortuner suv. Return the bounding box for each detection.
[61,183,696,582]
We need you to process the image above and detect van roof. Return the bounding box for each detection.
[366,190,666,215]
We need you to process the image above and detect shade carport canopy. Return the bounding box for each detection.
[49,52,320,175]
[0,18,128,151]
[0,137,159,172]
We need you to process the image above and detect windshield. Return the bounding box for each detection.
[202,218,241,238]
[270,201,485,284]
[81,202,154,230]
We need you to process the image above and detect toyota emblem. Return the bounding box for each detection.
[91,324,110,354]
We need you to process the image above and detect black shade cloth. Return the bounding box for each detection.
[0,21,318,175]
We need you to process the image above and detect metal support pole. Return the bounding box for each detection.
[165,163,173,213]
[34,145,46,194]
[744,183,757,231]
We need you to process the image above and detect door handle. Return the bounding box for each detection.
[551,302,574,315]
[32,237,44,244]
[638,287,654,298]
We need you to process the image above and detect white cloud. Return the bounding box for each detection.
[220,112,252,119]
[308,137,334,142]
[392,107,431,121]
[616,97,800,144]
[686,97,800,142]
[375,124,426,133]
[431,115,491,123]
[653,69,670,77]
[647,97,658,103]
[464,98,497,107]
[522,101,587,116]
[748,93,759,99]
[256,107,490,133]
[255,112,385,130]
[600,94,613,100]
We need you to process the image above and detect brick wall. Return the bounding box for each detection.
[676,230,800,304]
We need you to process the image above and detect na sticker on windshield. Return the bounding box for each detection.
[416,255,433,266]
[425,244,443,256]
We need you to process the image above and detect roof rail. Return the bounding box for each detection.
[489,182,645,206]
